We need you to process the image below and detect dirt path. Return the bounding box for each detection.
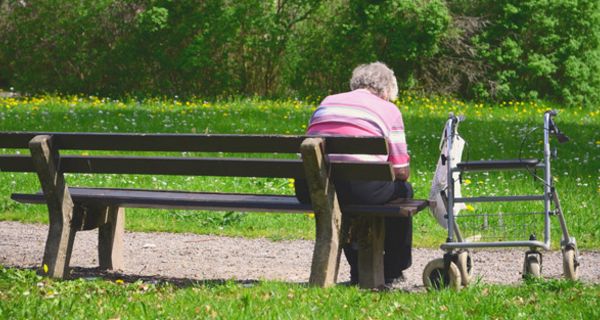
[1,221,598,290]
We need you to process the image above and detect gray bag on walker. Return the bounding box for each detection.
[429,127,466,229]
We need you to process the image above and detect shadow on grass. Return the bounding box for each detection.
[11,265,276,289]
[7,265,396,292]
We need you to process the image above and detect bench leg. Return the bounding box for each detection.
[42,218,77,279]
[29,135,76,279]
[301,138,343,287]
[310,204,343,287]
[98,206,125,270]
[356,216,385,289]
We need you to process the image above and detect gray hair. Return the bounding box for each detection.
[349,62,398,101]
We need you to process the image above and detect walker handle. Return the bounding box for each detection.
[448,113,466,123]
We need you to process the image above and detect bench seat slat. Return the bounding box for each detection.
[11,188,428,217]
[0,155,394,180]
[0,132,388,154]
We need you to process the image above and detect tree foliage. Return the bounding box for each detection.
[465,0,600,105]
[0,0,599,106]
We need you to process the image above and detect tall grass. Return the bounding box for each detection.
[0,95,598,248]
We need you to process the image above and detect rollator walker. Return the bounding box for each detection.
[423,110,580,289]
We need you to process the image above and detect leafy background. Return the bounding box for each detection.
[1,0,599,106]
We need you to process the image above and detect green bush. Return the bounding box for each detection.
[0,0,120,94]
[0,0,599,106]
[107,0,238,97]
[0,0,319,97]
[285,0,451,97]
[464,0,600,105]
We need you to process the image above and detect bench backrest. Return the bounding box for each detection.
[0,132,394,181]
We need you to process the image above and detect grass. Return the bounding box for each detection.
[1,267,599,319]
[0,95,598,248]
[0,95,598,318]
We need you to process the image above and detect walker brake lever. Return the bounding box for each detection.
[549,117,570,143]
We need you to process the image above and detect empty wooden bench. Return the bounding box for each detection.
[0,132,428,289]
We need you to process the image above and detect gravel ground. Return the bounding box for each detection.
[1,221,598,291]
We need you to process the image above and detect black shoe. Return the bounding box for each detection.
[384,272,406,285]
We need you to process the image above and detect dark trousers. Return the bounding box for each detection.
[294,179,413,282]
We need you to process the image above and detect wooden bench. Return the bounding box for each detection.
[0,132,428,289]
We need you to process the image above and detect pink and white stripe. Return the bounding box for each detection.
[306,89,410,168]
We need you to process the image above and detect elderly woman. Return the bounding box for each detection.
[295,62,413,286]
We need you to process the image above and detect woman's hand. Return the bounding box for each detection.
[394,166,410,181]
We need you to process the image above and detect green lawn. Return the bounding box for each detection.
[1,95,598,318]
[1,267,599,319]
[1,95,598,248]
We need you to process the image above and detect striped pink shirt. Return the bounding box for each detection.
[307,89,410,168]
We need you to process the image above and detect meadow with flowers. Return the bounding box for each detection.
[0,95,598,248]
[0,95,599,319]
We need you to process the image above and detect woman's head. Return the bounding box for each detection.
[349,62,398,101]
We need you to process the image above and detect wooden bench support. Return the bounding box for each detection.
[63,202,126,271]
[70,203,125,270]
[301,138,343,287]
[98,206,125,270]
[355,216,386,289]
[29,135,76,279]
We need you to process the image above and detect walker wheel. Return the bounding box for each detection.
[562,247,579,281]
[455,250,473,287]
[523,254,542,278]
[423,258,461,290]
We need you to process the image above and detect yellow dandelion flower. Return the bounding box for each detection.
[307,213,315,219]
[115,279,124,284]
[43,264,49,273]
[464,179,472,185]
[465,205,475,211]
